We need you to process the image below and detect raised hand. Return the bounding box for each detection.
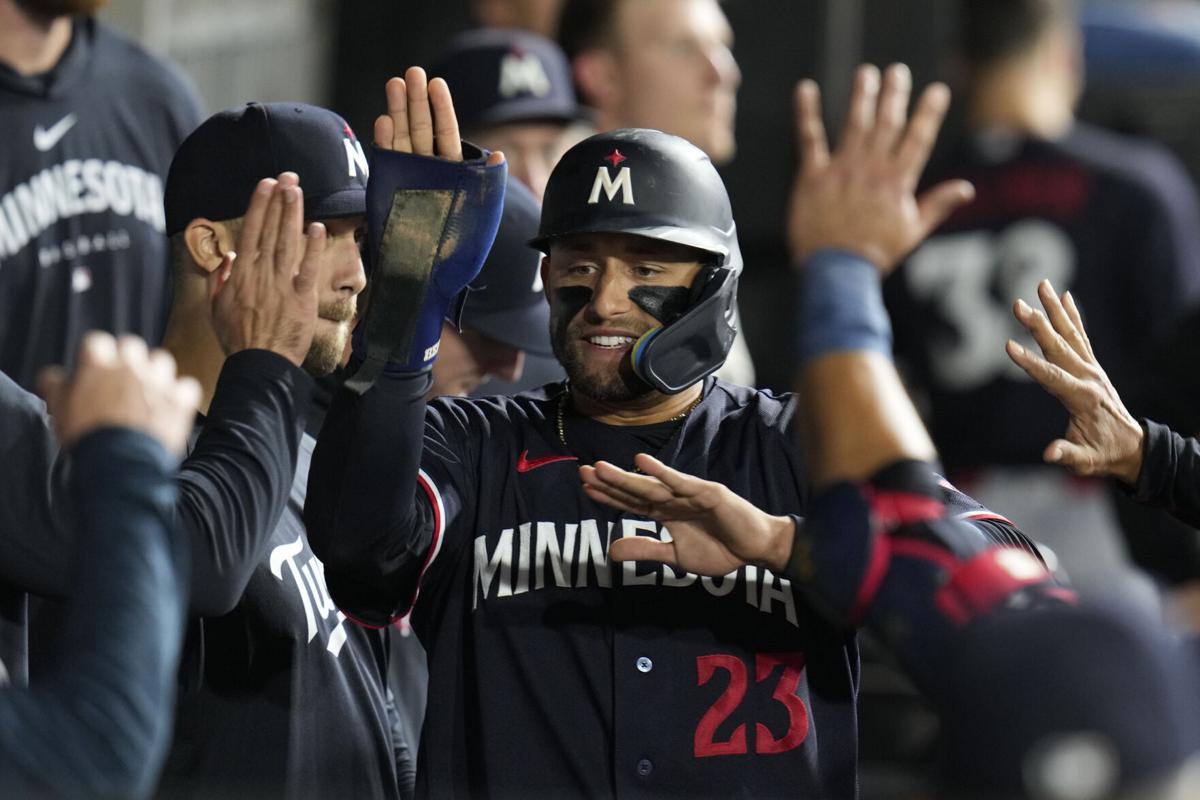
[375,66,503,167]
[1006,279,1145,484]
[208,172,326,367]
[582,454,794,577]
[787,63,974,272]
[39,332,201,456]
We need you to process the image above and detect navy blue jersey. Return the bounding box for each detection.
[309,375,1032,799]
[886,123,1200,469]
[158,435,400,800]
[0,18,203,390]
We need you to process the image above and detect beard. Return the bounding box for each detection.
[550,312,653,403]
[302,296,356,377]
[17,0,108,16]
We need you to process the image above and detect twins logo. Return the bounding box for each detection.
[588,149,634,206]
[271,536,349,658]
[498,49,551,98]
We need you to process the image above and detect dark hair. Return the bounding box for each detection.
[557,0,622,61]
[961,0,1077,68]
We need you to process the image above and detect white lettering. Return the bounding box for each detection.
[760,570,798,626]
[575,519,612,588]
[621,519,659,586]
[702,571,738,597]
[535,521,574,590]
[270,536,318,641]
[474,528,514,609]
[587,166,634,205]
[344,138,369,178]
[514,522,532,595]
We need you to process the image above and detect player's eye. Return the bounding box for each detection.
[632,264,664,279]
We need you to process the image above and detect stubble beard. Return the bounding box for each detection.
[550,314,653,403]
[302,297,356,377]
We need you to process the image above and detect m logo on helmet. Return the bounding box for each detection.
[499,51,551,98]
[588,149,634,205]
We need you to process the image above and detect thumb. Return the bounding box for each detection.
[486,150,506,167]
[917,179,974,236]
[608,537,677,567]
[1044,439,1091,475]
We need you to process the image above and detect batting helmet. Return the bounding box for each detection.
[530,128,743,394]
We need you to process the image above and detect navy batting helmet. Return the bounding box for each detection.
[529,128,742,394]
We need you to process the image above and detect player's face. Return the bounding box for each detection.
[471,122,568,203]
[609,0,740,164]
[429,325,525,398]
[301,215,367,376]
[543,233,704,402]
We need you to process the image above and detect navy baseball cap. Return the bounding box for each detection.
[432,28,583,132]
[165,102,368,236]
[460,175,552,356]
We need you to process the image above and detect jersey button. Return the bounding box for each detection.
[636,656,653,673]
[636,758,653,778]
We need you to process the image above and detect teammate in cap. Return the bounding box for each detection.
[306,65,1038,796]
[152,102,406,798]
[434,27,583,201]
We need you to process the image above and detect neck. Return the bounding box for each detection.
[161,300,227,416]
[968,59,1075,141]
[571,381,703,425]
[0,0,74,76]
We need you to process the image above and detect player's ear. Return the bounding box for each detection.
[183,218,235,275]
[572,48,621,111]
[539,255,550,301]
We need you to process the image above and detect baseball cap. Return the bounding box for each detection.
[165,102,368,236]
[460,175,552,356]
[432,28,583,132]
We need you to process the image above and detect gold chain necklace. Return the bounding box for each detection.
[556,392,702,447]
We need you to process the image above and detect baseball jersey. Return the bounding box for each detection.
[157,434,400,800]
[0,18,203,390]
[886,123,1200,468]
[308,374,1031,798]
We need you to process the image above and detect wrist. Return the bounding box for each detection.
[762,514,796,573]
[1114,418,1146,486]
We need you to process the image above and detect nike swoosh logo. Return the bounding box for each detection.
[516,450,579,473]
[33,113,77,152]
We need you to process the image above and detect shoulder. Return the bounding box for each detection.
[89,20,205,129]
[1056,123,1197,207]
[706,379,799,434]
[426,384,560,436]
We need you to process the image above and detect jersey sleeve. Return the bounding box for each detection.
[0,372,76,597]
[174,349,313,616]
[1132,419,1200,529]
[306,371,479,628]
[936,474,1048,566]
[0,428,187,799]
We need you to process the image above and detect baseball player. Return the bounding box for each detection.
[0,0,204,390]
[306,65,1040,797]
[882,0,1200,594]
[0,333,196,798]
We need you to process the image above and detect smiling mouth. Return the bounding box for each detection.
[585,334,637,349]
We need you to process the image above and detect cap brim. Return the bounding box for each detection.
[463,301,554,357]
[306,186,367,220]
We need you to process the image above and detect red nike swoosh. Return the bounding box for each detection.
[516,450,579,473]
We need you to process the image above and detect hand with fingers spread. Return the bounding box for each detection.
[38,332,201,455]
[208,172,325,367]
[787,63,975,272]
[582,454,795,577]
[1007,279,1145,484]
[347,67,508,384]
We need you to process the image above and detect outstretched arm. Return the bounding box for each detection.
[307,68,507,625]
[0,334,196,799]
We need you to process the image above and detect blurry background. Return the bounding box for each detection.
[98,0,1200,392]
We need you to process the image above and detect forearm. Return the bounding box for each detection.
[1134,419,1200,528]
[797,250,936,487]
[176,349,311,616]
[306,370,435,625]
[0,429,187,798]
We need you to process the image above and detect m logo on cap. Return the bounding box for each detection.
[342,123,369,178]
[588,150,634,206]
[498,50,551,98]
